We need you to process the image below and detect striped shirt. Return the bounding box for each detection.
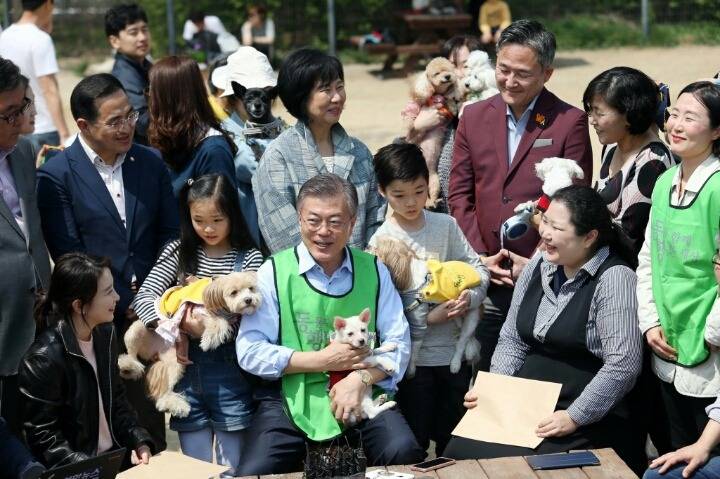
[133,239,264,327]
[491,246,642,426]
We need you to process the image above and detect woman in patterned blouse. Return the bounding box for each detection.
[583,67,676,258]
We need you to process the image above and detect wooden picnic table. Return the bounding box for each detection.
[366,12,472,77]
[233,448,638,479]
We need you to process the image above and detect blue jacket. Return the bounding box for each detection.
[166,134,238,198]
[36,139,180,326]
[111,53,151,145]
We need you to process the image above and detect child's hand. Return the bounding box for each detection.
[414,107,447,131]
[175,333,193,365]
[447,290,471,320]
[427,302,453,324]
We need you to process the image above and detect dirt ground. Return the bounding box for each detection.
[53,44,720,452]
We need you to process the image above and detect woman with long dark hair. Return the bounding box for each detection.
[445,185,645,473]
[147,55,238,197]
[19,253,154,469]
[132,174,263,475]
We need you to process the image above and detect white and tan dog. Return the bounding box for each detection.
[118,271,261,417]
[330,308,397,422]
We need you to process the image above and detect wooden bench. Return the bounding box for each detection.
[233,448,639,479]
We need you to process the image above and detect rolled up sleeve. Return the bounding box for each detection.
[374,261,411,392]
[236,260,296,379]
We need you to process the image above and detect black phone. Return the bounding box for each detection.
[410,457,456,472]
[525,451,600,470]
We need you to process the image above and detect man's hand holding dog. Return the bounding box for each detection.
[322,341,369,371]
[329,372,366,424]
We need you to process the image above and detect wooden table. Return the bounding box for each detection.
[234,448,638,479]
[366,13,472,77]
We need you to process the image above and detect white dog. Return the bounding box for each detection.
[463,50,499,107]
[118,272,261,417]
[331,308,397,422]
[513,157,586,215]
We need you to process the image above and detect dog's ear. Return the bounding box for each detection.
[202,277,227,314]
[264,86,279,100]
[413,72,434,103]
[231,81,247,98]
[359,308,371,324]
[333,317,346,331]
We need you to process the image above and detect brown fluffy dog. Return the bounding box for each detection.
[403,57,463,208]
[118,272,261,417]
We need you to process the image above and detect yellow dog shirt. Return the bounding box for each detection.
[421,260,482,303]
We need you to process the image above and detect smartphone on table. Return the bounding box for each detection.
[409,457,456,472]
[525,450,600,470]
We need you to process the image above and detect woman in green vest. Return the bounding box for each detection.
[637,81,720,452]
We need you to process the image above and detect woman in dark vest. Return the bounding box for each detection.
[444,185,645,473]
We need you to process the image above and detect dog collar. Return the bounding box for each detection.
[243,118,284,138]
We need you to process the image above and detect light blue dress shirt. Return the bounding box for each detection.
[236,242,410,391]
[506,95,539,165]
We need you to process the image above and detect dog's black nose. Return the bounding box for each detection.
[244,297,253,305]
[358,338,365,346]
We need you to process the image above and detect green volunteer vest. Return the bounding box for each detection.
[273,246,380,441]
[650,166,720,367]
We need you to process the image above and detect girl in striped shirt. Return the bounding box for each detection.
[133,174,263,475]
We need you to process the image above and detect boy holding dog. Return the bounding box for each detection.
[368,142,490,456]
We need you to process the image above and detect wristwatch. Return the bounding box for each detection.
[355,369,373,387]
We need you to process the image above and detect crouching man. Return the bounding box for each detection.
[236,173,424,475]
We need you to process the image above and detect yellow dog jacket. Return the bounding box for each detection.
[153,278,212,343]
[421,260,482,303]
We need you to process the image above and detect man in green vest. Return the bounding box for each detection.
[236,173,424,475]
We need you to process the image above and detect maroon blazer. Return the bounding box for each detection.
[449,88,593,258]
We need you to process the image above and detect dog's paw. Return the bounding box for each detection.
[449,356,461,374]
[156,393,191,418]
[376,357,396,373]
[118,354,145,380]
[200,320,232,351]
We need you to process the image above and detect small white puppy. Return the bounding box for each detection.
[331,308,397,422]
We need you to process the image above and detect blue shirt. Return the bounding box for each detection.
[236,242,410,391]
[166,133,237,197]
[506,95,539,164]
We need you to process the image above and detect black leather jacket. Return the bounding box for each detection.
[18,320,153,469]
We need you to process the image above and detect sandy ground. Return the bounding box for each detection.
[53,44,720,452]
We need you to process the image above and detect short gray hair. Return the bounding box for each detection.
[297,173,358,217]
[497,20,556,69]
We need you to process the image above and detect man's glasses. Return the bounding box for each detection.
[713,250,720,267]
[301,216,348,232]
[0,97,32,126]
[104,110,140,131]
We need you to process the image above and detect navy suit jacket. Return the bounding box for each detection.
[37,139,179,326]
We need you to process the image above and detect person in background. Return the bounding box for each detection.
[182,10,228,44]
[19,253,155,470]
[105,4,152,146]
[0,57,51,437]
[207,53,232,122]
[36,73,179,451]
[478,0,511,48]
[638,81,720,458]
[147,55,237,197]
[212,46,286,249]
[241,5,275,61]
[584,66,677,459]
[253,48,384,253]
[0,0,71,150]
[449,20,593,373]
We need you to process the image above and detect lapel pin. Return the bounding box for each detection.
[535,113,546,128]
[130,156,135,162]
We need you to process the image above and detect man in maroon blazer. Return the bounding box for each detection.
[449,20,593,371]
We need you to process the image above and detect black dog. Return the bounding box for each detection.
[231,81,285,159]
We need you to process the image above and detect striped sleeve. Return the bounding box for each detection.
[133,240,181,326]
[242,249,264,272]
[567,265,642,426]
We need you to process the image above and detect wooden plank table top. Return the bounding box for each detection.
[234,448,638,479]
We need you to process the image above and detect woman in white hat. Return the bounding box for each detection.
[252,47,385,253]
[210,46,286,249]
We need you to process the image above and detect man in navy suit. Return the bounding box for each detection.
[36,73,179,451]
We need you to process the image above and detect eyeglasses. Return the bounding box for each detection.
[104,110,140,130]
[0,97,32,126]
[301,215,348,232]
[713,250,720,266]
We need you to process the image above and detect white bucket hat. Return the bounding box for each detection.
[211,46,277,97]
